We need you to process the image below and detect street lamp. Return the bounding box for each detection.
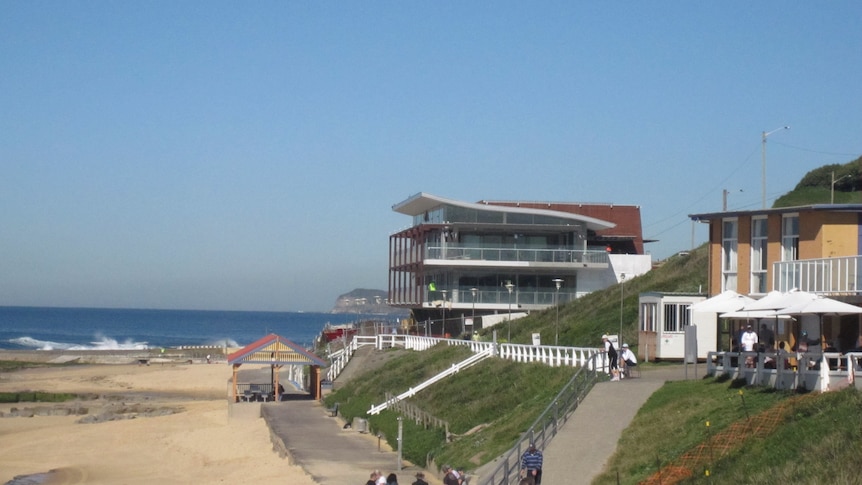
[471,287,478,337]
[831,171,850,204]
[761,126,790,209]
[505,281,514,342]
[553,278,564,346]
[619,273,626,349]
[441,289,448,337]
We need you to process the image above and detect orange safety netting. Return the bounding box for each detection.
[639,393,816,485]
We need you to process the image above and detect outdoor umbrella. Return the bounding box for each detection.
[778,296,862,348]
[689,290,756,313]
[741,290,818,312]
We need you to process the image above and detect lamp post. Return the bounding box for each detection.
[761,126,790,209]
[471,287,478,337]
[553,278,564,346]
[505,281,514,342]
[831,171,850,204]
[619,273,626,349]
[441,289,448,337]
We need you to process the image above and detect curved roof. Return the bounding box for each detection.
[392,192,615,231]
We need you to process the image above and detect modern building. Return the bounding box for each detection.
[683,204,862,353]
[388,192,652,336]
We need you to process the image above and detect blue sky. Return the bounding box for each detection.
[2,2,860,311]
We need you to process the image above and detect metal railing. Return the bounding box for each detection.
[479,353,601,485]
[392,244,610,266]
[773,255,862,295]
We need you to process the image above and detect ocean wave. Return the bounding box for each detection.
[205,338,240,348]
[9,336,149,351]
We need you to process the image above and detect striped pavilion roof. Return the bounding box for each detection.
[227,333,327,367]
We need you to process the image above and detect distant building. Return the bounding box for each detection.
[388,192,652,336]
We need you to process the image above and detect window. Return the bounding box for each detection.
[641,302,657,332]
[781,215,799,261]
[750,217,768,294]
[722,219,738,291]
[781,214,800,290]
[663,303,692,332]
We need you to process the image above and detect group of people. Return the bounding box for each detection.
[602,334,638,381]
[363,443,543,485]
[366,470,426,485]
[441,465,468,484]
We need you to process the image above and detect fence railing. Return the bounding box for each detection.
[706,350,862,391]
[479,352,601,485]
[367,346,495,415]
[773,255,862,295]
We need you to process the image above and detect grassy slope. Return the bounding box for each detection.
[327,246,710,471]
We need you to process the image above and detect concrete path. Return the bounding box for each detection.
[541,364,693,484]
[263,397,435,485]
[261,351,698,485]
[259,348,443,485]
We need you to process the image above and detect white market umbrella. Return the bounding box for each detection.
[720,310,790,320]
[741,290,818,312]
[779,296,862,317]
[689,290,756,313]
[778,296,862,351]
[732,290,816,350]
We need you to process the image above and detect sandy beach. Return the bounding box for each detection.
[0,354,319,485]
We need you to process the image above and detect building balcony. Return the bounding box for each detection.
[773,255,862,296]
[389,287,584,310]
[392,243,610,268]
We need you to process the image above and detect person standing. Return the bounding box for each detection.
[740,324,759,368]
[602,335,618,377]
[520,442,543,485]
[411,472,429,485]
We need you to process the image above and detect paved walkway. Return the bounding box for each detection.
[260,357,699,485]
[541,364,695,484]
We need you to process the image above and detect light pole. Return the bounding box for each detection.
[505,281,514,342]
[761,126,790,209]
[441,289,448,337]
[471,287,478,337]
[831,171,850,204]
[619,273,626,349]
[553,278,564,346]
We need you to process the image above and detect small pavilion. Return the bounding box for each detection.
[227,333,328,401]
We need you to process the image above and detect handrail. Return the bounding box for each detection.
[479,353,601,485]
[368,346,495,415]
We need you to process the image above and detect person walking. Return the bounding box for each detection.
[520,442,543,485]
[442,465,459,485]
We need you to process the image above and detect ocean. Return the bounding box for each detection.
[0,306,390,351]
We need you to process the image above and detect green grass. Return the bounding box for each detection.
[593,377,862,485]
[0,360,79,372]
[326,343,577,471]
[0,391,80,403]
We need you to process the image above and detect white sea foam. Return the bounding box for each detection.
[206,338,240,348]
[9,336,149,351]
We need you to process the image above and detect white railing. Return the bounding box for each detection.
[326,334,600,391]
[706,350,862,391]
[368,346,496,414]
[773,255,862,295]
